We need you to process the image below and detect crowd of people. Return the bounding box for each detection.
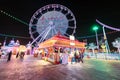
[0,49,25,62]
[0,46,84,65]
[60,50,84,65]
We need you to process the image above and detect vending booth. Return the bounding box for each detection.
[38,33,86,64]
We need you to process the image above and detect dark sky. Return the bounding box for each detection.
[0,0,120,48]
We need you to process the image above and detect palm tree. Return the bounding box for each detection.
[101,43,106,53]
[112,37,120,53]
[88,43,97,54]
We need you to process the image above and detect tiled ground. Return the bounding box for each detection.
[0,55,120,80]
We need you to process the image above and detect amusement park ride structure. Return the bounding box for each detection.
[0,4,120,55]
[96,19,120,53]
[0,4,77,56]
[29,4,76,46]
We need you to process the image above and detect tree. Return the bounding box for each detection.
[112,37,120,53]
[88,43,97,54]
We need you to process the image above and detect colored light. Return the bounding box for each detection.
[93,26,98,31]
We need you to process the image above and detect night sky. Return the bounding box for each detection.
[0,0,120,49]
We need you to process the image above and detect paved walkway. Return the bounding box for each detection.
[0,55,120,80]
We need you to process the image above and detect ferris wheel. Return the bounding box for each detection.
[29,4,76,45]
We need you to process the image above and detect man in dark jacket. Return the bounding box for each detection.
[78,52,84,63]
[7,51,12,62]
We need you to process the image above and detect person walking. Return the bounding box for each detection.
[0,49,2,59]
[61,50,69,65]
[78,51,84,63]
[74,52,79,63]
[16,52,19,58]
[7,51,12,62]
[70,52,75,64]
[20,52,25,59]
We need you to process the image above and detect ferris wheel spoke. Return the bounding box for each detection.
[50,28,56,37]
[38,27,51,43]
[31,26,50,45]
[59,30,66,34]
[64,12,69,15]
[31,31,37,34]
[55,25,68,30]
[57,26,67,29]
[51,28,54,37]
[29,25,36,29]
[64,33,70,37]
[68,19,75,21]
[53,27,58,35]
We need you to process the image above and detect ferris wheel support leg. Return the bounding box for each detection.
[30,27,50,45]
[38,27,51,43]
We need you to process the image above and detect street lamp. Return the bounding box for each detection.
[92,25,99,51]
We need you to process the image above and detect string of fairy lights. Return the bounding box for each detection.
[0,10,30,39]
[0,10,119,40]
[76,30,119,39]
[0,10,29,26]
[0,33,30,39]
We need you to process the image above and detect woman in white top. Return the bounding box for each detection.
[61,50,69,65]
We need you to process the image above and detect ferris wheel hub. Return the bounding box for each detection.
[49,21,54,26]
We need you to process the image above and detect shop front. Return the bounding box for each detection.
[38,33,86,64]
